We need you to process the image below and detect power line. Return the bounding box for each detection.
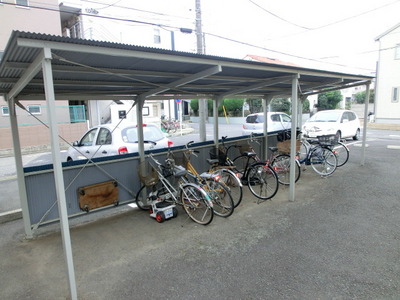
[264,0,400,41]
[1,1,376,72]
[204,31,375,72]
[247,0,312,30]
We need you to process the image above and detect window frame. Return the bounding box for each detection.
[15,0,29,7]
[392,87,399,103]
[1,106,9,116]
[395,44,400,60]
[27,105,41,115]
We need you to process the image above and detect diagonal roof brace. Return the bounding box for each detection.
[135,65,222,99]
[217,75,293,98]
[7,49,48,100]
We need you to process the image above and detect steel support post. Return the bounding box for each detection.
[361,82,371,166]
[213,97,221,147]
[6,96,32,238]
[262,95,273,160]
[42,48,78,300]
[289,75,300,202]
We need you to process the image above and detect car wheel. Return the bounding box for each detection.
[353,129,360,140]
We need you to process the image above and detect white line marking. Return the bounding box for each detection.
[387,145,400,150]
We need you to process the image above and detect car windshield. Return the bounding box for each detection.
[246,114,264,123]
[309,111,341,122]
[121,126,164,143]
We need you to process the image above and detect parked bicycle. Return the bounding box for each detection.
[300,137,349,168]
[160,115,180,133]
[211,136,279,201]
[297,134,338,176]
[231,134,301,186]
[135,151,214,225]
[179,142,235,217]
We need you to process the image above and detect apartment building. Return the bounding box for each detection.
[374,23,400,124]
[0,0,86,152]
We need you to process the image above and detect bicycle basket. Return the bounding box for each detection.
[138,161,159,186]
[317,134,338,146]
[238,144,254,155]
[209,147,227,165]
[277,139,301,154]
[174,152,189,168]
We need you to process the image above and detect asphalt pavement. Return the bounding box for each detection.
[1,129,400,299]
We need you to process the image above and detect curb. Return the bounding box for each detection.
[0,209,22,224]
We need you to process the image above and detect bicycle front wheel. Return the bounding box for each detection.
[180,184,214,225]
[214,169,243,208]
[310,147,338,176]
[233,155,256,175]
[271,154,301,185]
[246,163,279,200]
[205,180,234,217]
[331,142,349,167]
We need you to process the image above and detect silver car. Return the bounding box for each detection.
[302,109,360,140]
[67,123,173,161]
[242,112,292,135]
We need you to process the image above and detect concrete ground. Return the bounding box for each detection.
[1,138,400,299]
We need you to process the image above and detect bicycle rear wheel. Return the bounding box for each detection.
[233,155,256,174]
[205,180,234,217]
[213,169,243,207]
[246,163,279,200]
[180,184,214,225]
[135,183,160,210]
[331,142,349,167]
[271,154,301,185]
[310,147,337,176]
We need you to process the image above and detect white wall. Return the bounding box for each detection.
[375,25,400,123]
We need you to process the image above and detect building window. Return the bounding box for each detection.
[395,44,400,60]
[393,87,399,103]
[27,105,41,115]
[1,106,9,116]
[154,29,161,44]
[16,0,29,7]
[143,106,150,116]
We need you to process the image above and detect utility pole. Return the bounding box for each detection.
[195,0,204,54]
[196,0,207,141]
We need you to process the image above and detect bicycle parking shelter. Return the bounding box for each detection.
[0,31,373,299]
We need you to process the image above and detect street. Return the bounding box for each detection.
[1,129,400,299]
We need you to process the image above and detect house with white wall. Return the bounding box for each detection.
[59,0,195,126]
[374,23,400,124]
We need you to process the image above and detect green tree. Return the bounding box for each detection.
[302,98,310,113]
[270,98,291,114]
[316,91,342,111]
[190,99,199,116]
[246,98,262,113]
[222,98,245,116]
[354,89,375,104]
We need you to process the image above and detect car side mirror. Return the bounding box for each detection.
[72,141,80,147]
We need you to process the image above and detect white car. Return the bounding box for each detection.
[302,109,360,140]
[67,123,173,161]
[242,112,292,135]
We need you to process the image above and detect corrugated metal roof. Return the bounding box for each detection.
[0,31,373,101]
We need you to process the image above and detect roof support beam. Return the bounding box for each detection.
[302,80,371,96]
[138,65,222,98]
[217,75,293,98]
[7,50,45,100]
